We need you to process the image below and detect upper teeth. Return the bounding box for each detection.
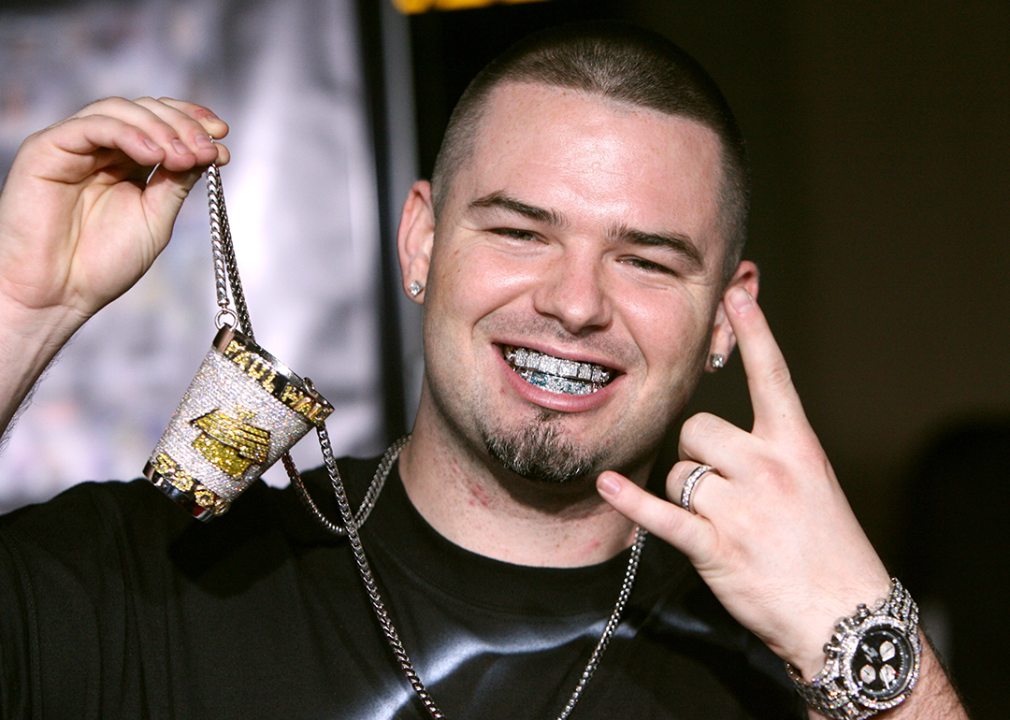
[504,346,612,385]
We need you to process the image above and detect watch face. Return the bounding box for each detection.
[847,623,915,702]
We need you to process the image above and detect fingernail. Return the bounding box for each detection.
[171,139,189,154]
[195,134,213,148]
[144,138,160,152]
[728,287,753,313]
[597,474,621,496]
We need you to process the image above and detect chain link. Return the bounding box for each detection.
[206,164,254,338]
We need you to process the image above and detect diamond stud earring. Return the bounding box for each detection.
[408,280,424,297]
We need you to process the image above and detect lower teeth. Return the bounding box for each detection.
[517,369,601,395]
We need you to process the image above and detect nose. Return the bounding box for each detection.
[532,248,612,335]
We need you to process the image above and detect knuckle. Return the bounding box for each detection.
[73,96,122,116]
[751,456,781,482]
[752,456,799,496]
[762,363,792,392]
[681,412,716,443]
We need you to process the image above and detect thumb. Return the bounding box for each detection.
[597,471,713,561]
[141,166,206,241]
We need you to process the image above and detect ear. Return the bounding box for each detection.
[707,260,759,371]
[396,180,436,304]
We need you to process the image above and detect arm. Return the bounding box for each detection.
[598,286,968,719]
[0,97,229,439]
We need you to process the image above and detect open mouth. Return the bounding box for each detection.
[503,345,615,396]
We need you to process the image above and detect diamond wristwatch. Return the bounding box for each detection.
[787,578,921,719]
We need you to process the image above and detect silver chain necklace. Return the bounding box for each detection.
[207,163,388,536]
[206,164,648,720]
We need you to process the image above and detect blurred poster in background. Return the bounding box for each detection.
[0,0,387,512]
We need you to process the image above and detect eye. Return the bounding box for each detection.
[620,256,679,277]
[488,227,540,242]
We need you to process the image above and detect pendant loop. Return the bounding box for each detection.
[214,307,239,330]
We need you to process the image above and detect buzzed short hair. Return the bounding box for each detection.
[430,22,751,283]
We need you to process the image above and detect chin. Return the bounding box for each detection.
[479,415,612,486]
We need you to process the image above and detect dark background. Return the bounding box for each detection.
[402,2,1008,716]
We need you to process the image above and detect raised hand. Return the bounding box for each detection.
[0,97,228,321]
[597,286,890,678]
[0,97,228,435]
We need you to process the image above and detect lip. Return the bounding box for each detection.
[493,342,621,413]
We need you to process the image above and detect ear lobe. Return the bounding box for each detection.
[707,260,759,370]
[397,180,436,303]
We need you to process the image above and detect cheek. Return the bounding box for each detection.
[433,246,540,317]
[620,290,714,371]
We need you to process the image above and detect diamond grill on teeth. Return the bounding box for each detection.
[504,346,613,395]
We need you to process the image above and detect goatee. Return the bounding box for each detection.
[482,415,602,484]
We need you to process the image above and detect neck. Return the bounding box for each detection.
[398,417,641,568]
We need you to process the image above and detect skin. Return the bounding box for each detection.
[0,87,966,718]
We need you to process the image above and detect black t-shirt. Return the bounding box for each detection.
[0,456,803,719]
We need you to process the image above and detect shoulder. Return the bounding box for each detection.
[0,452,382,574]
[1,479,185,562]
[0,474,299,594]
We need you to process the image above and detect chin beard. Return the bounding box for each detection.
[480,415,603,485]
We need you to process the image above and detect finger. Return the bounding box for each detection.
[676,411,759,479]
[71,97,219,171]
[140,165,210,237]
[155,97,229,141]
[23,113,166,183]
[209,141,231,166]
[597,471,715,562]
[724,286,807,434]
[156,99,232,167]
[129,97,223,168]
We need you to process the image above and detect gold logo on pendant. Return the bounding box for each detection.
[190,409,271,478]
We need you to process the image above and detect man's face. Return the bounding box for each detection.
[414,82,743,488]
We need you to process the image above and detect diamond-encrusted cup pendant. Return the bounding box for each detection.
[144,327,333,521]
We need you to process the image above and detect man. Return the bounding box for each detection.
[0,23,966,719]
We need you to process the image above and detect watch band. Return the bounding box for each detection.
[787,578,921,720]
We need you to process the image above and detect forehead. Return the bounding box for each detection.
[452,82,724,246]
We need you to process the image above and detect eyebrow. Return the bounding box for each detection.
[469,192,566,227]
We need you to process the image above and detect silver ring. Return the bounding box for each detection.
[680,464,715,514]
